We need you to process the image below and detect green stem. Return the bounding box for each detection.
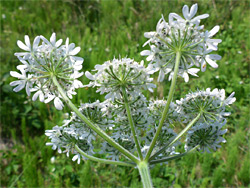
[149,113,201,161]
[122,87,143,160]
[150,145,199,165]
[137,161,153,188]
[145,51,182,161]
[75,145,135,167]
[52,76,139,164]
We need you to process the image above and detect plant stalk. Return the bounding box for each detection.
[137,161,153,188]
[75,145,135,167]
[122,86,143,160]
[145,51,182,161]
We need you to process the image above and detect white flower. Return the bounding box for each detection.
[72,154,81,164]
[15,35,40,58]
[10,69,32,95]
[141,3,221,82]
[84,57,156,100]
[10,33,84,110]
[169,4,209,26]
[176,88,236,123]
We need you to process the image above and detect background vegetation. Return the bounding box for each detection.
[1,0,249,187]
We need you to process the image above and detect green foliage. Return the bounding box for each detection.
[0,0,249,187]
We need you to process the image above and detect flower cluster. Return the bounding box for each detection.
[84,57,156,100]
[10,33,84,110]
[45,100,112,163]
[185,120,227,153]
[176,88,236,123]
[141,3,222,82]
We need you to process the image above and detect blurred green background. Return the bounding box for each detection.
[0,0,249,187]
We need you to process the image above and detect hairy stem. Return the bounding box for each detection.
[75,145,135,167]
[145,51,182,161]
[122,86,143,160]
[150,145,199,165]
[137,161,153,188]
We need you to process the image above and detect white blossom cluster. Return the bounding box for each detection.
[84,57,156,100]
[10,33,84,110]
[175,88,235,152]
[176,88,236,123]
[45,100,112,163]
[141,3,222,82]
[185,120,228,153]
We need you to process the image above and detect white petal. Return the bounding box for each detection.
[182,5,189,20]
[40,35,50,44]
[10,71,23,79]
[191,14,209,22]
[24,35,31,49]
[208,26,220,37]
[17,40,30,51]
[44,95,55,103]
[85,71,95,80]
[26,82,31,96]
[140,50,151,56]
[55,39,63,47]
[201,60,206,72]
[189,4,198,19]
[146,54,154,61]
[70,47,81,55]
[13,81,25,92]
[158,69,165,82]
[72,155,78,162]
[206,56,219,68]
[38,92,44,102]
[54,97,64,110]
[32,91,40,101]
[183,72,189,82]
[33,36,40,50]
[10,80,21,86]
[50,33,56,45]
[144,32,155,38]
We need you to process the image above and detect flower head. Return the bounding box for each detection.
[141,4,221,82]
[176,88,236,123]
[10,33,84,110]
[185,120,227,153]
[85,57,156,100]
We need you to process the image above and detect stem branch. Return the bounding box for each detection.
[145,51,182,161]
[122,87,143,160]
[75,145,135,167]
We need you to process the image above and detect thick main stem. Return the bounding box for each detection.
[145,51,182,161]
[122,87,143,160]
[52,76,139,164]
[138,161,153,188]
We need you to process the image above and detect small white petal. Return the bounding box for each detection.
[189,4,198,19]
[54,97,64,110]
[208,26,220,37]
[70,47,81,55]
[17,40,30,51]
[182,5,189,20]
[55,39,63,47]
[50,33,56,45]
[24,35,31,49]
[85,71,95,80]
[33,36,40,49]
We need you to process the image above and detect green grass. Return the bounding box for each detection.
[1,0,250,187]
